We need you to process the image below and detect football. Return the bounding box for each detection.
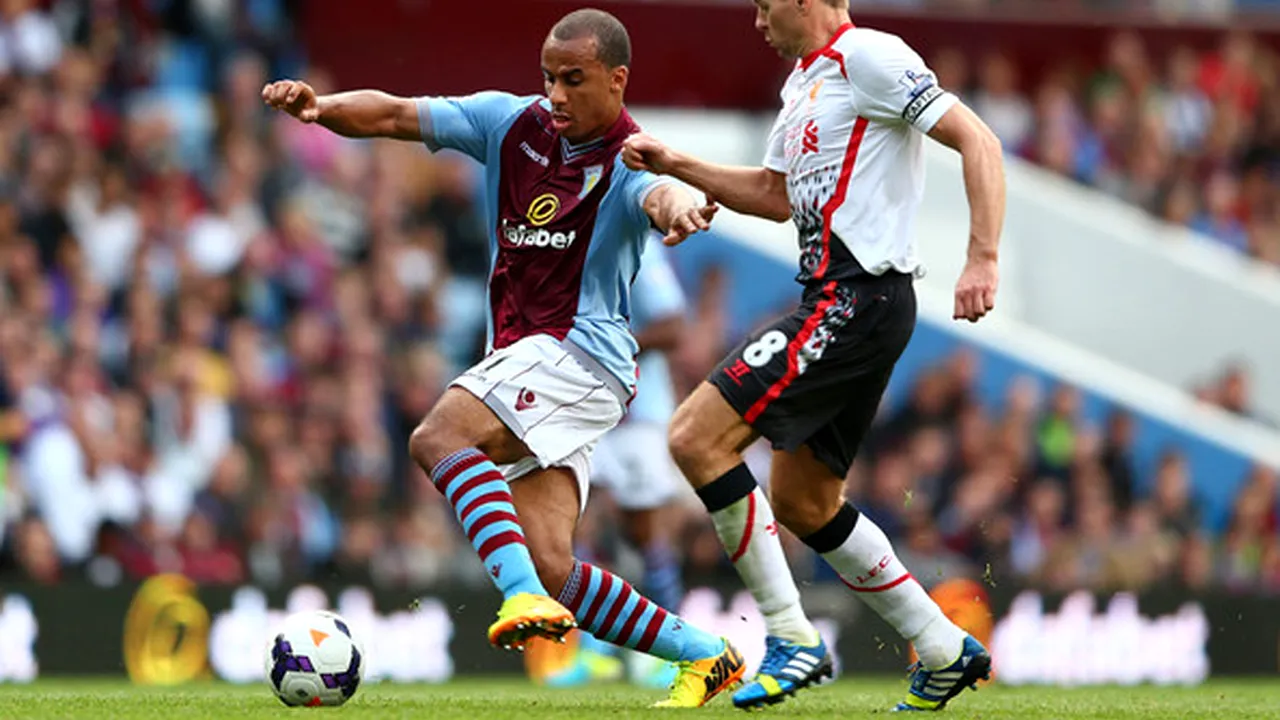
[265,610,365,707]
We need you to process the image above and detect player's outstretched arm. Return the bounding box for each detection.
[927,102,1005,323]
[625,134,790,223]
[262,80,421,141]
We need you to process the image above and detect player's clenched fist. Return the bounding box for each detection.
[262,80,320,123]
[623,133,676,175]
[953,256,998,323]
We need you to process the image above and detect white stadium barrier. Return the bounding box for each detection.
[918,141,1280,424]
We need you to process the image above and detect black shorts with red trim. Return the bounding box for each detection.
[709,272,916,479]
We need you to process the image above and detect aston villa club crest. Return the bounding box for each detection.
[580,165,603,199]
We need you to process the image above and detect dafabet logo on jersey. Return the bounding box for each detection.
[526,193,561,227]
[503,193,576,249]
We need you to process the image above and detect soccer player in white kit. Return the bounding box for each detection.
[623,0,1005,712]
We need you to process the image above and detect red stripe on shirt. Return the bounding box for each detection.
[814,115,869,280]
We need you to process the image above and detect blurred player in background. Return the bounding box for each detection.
[541,235,690,690]
[624,0,1004,712]
[264,8,744,708]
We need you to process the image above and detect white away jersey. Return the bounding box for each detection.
[764,25,958,283]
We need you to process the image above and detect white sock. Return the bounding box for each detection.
[706,486,819,645]
[819,509,965,668]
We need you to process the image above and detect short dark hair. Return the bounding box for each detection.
[550,8,631,69]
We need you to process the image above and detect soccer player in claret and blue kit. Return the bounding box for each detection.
[263,8,744,709]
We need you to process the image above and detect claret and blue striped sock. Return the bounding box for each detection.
[558,560,724,663]
[431,447,547,599]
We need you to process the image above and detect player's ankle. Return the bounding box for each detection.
[910,616,967,669]
[505,577,551,599]
[764,604,820,646]
[696,635,727,661]
[682,634,727,661]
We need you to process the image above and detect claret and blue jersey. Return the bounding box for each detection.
[416,91,669,396]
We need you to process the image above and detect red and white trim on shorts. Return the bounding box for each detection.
[743,281,840,424]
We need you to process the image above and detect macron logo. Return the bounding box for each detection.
[520,141,550,167]
[515,388,536,411]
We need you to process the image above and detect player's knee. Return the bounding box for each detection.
[408,416,465,472]
[668,409,710,472]
[771,492,832,538]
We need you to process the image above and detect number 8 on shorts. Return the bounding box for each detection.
[743,330,789,368]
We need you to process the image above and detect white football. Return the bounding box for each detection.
[265,610,365,707]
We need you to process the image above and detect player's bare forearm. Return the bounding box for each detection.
[315,90,421,141]
[634,316,684,353]
[958,135,1004,262]
[928,104,1005,261]
[930,102,1003,322]
[666,153,791,222]
[622,133,787,222]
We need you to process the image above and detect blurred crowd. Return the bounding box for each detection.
[0,1,1277,602]
[834,352,1280,596]
[0,0,491,588]
[935,30,1280,265]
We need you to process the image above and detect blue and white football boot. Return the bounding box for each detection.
[893,635,992,712]
[731,635,834,709]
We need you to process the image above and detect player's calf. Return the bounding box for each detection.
[425,446,549,600]
[408,389,553,617]
[510,467,582,601]
[427,444,577,652]
[556,559,745,707]
[556,560,718,662]
[799,502,968,672]
[770,488,841,539]
[675,457,817,652]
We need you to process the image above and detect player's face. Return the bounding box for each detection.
[753,0,806,58]
[541,36,628,143]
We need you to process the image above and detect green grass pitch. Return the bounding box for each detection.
[1,678,1277,719]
